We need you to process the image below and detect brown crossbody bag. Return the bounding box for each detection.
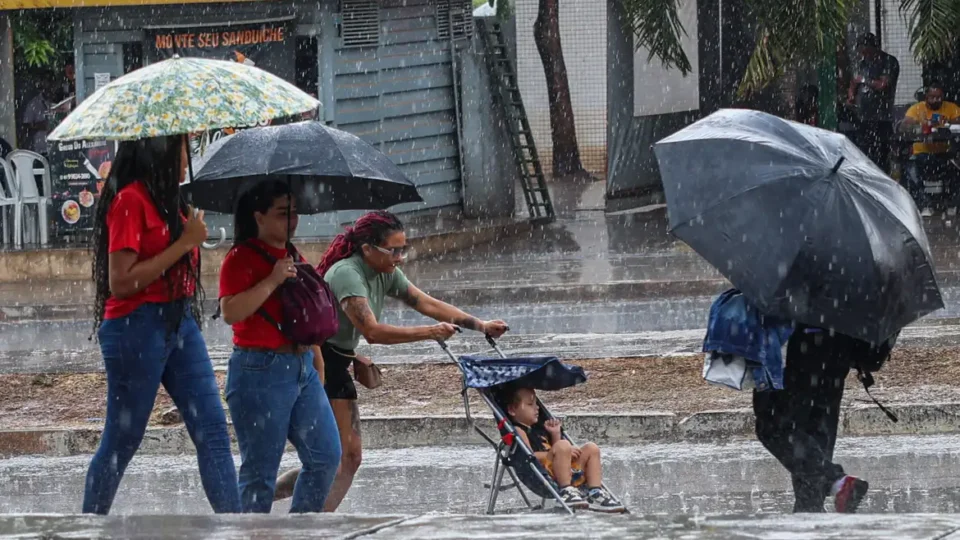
[328,344,383,390]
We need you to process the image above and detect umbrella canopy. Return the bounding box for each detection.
[654,108,943,344]
[48,56,318,142]
[458,356,587,391]
[183,120,422,214]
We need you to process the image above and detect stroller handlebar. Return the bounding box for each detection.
[437,327,509,361]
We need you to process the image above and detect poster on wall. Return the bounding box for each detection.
[48,139,115,233]
[143,18,299,162]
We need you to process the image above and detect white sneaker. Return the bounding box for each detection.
[586,487,627,513]
[559,485,588,509]
[921,208,934,217]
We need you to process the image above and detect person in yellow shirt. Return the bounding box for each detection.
[901,82,960,215]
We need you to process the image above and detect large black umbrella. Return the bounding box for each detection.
[654,108,943,344]
[183,120,423,214]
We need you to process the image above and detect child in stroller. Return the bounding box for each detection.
[503,386,624,513]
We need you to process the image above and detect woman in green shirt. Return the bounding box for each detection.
[276,210,508,509]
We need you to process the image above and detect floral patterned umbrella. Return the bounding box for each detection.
[48,55,319,142]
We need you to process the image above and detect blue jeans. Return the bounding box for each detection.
[226,348,341,513]
[83,303,241,514]
[905,154,934,208]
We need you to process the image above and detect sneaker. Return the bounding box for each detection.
[921,208,934,217]
[586,487,626,513]
[834,476,869,513]
[559,485,589,509]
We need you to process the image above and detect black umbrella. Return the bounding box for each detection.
[654,108,943,344]
[182,120,423,214]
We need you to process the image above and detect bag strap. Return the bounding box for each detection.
[245,240,278,264]
[856,367,898,423]
[244,241,285,332]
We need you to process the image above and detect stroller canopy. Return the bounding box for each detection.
[458,355,587,391]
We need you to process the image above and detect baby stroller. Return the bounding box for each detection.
[439,336,627,515]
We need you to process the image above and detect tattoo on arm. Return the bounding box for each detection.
[396,284,420,308]
[342,297,378,329]
[453,316,484,332]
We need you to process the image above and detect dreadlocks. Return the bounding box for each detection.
[91,135,204,337]
[317,211,404,277]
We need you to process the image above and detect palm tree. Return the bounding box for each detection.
[622,0,960,100]
[900,0,960,65]
[533,0,589,178]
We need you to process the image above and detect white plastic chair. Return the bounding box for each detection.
[7,149,51,247]
[0,157,18,246]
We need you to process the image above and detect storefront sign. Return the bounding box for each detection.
[48,139,115,232]
[143,18,295,83]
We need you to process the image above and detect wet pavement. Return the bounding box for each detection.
[5,513,960,540]
[4,434,960,516]
[5,513,960,539]
[5,309,960,374]
[3,183,960,373]
[5,184,960,314]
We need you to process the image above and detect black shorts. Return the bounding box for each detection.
[322,342,357,401]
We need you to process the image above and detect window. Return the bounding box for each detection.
[437,0,474,40]
[340,0,380,48]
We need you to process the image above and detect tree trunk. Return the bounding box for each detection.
[533,0,587,179]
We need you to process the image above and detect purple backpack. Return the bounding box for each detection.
[246,242,339,346]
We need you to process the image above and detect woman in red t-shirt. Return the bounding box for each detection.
[82,135,240,515]
[219,179,341,513]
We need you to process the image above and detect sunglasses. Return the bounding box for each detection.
[371,244,409,259]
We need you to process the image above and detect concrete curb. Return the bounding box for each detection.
[2,403,959,458]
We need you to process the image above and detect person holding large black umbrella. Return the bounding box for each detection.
[218,180,342,513]
[655,108,943,513]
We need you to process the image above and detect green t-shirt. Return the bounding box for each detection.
[324,254,410,350]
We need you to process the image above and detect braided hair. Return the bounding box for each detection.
[317,211,404,277]
[90,135,204,337]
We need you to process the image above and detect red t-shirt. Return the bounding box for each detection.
[219,239,299,350]
[103,181,198,320]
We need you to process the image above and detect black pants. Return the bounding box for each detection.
[856,121,893,173]
[753,330,853,512]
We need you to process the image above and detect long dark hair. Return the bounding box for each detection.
[317,210,404,276]
[91,135,203,335]
[232,180,294,247]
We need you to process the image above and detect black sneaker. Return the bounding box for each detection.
[586,487,626,513]
[559,485,589,509]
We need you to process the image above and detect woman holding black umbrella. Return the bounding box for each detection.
[219,180,342,513]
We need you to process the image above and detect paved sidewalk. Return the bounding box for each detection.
[2,508,960,538]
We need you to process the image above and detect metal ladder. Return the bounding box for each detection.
[476,18,555,224]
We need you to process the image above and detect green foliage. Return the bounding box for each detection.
[619,0,960,99]
[11,10,72,72]
[900,0,960,64]
[621,0,692,75]
[737,0,851,97]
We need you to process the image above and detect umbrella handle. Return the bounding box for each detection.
[201,227,226,250]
